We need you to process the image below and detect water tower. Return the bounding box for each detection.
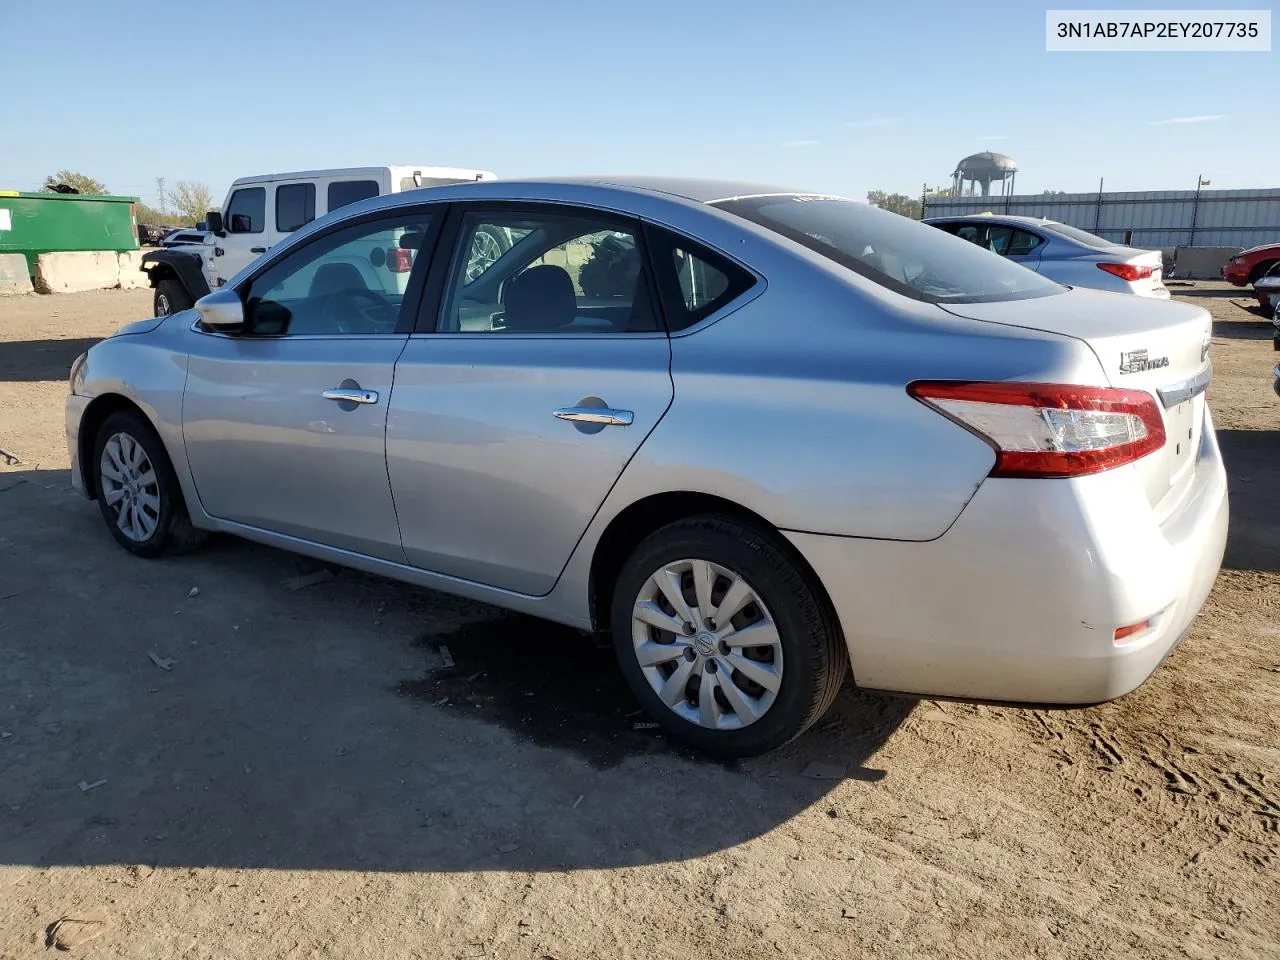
[951,152,1018,197]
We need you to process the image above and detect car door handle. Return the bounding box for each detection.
[553,406,633,426]
[250,246,267,253]
[322,388,379,405]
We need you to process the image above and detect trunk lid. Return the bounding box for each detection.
[941,288,1211,518]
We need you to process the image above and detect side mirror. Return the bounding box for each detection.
[195,288,246,333]
[206,211,225,236]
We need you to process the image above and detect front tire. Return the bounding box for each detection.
[611,515,848,757]
[154,277,192,317]
[92,411,205,558]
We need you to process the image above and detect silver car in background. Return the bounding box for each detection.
[66,178,1226,757]
[925,213,1170,298]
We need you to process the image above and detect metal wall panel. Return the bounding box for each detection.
[922,188,1280,249]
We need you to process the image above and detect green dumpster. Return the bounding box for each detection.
[0,190,139,277]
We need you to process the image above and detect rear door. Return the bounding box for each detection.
[270,179,317,249]
[386,203,674,595]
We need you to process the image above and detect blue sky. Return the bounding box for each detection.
[1,0,1273,207]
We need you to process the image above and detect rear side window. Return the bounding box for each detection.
[328,179,379,212]
[225,187,265,234]
[645,227,755,331]
[1007,229,1044,256]
[717,197,1061,304]
[276,183,316,233]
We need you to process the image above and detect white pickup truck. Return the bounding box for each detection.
[140,164,496,316]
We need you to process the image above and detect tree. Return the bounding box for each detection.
[134,201,184,227]
[866,190,921,220]
[42,170,108,195]
[167,181,215,226]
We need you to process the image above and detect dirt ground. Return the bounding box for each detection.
[0,284,1277,960]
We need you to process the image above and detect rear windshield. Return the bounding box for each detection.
[714,195,1062,303]
[1041,221,1120,248]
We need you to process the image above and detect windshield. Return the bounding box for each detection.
[714,196,1062,303]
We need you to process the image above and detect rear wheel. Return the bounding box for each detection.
[154,277,192,317]
[610,515,848,757]
[92,411,205,558]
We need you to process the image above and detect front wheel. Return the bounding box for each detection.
[611,515,848,757]
[154,277,192,317]
[92,411,205,558]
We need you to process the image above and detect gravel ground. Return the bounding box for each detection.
[0,284,1277,960]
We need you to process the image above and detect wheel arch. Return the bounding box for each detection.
[586,491,840,639]
[77,394,156,500]
[1248,258,1279,285]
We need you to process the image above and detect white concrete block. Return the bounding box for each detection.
[34,251,122,294]
[0,253,33,295]
[117,250,148,289]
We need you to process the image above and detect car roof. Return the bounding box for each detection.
[924,213,1064,229]
[537,176,830,203]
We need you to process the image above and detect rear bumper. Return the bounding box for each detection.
[66,393,91,498]
[786,409,1228,704]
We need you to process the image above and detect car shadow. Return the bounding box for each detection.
[0,468,915,874]
[1217,429,1280,574]
[0,337,102,382]
[1212,319,1273,341]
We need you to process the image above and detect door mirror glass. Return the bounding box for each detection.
[195,288,246,333]
[205,211,223,235]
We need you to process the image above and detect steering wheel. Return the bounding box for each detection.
[321,288,393,334]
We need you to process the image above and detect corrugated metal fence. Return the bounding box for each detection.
[921,188,1280,250]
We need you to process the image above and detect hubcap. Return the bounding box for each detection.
[465,230,504,282]
[631,558,783,731]
[99,432,161,542]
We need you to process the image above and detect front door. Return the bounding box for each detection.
[183,208,439,560]
[215,183,271,282]
[387,204,674,595]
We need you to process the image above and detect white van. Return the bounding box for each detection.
[208,165,497,283]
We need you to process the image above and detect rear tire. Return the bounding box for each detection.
[610,514,848,757]
[92,411,205,559]
[154,277,192,317]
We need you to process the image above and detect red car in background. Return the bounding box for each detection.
[1222,242,1280,285]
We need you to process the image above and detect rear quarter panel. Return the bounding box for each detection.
[546,242,1110,617]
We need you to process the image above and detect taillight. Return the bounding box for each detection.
[387,248,414,272]
[1097,262,1154,282]
[908,381,1166,478]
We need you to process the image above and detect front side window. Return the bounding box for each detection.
[225,187,265,234]
[327,179,380,212]
[275,183,316,233]
[438,210,658,334]
[243,213,434,336]
[718,197,1062,303]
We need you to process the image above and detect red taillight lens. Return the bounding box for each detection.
[1097,262,1153,282]
[1114,619,1151,642]
[388,248,414,273]
[908,381,1166,478]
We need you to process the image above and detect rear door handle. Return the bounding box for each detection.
[553,406,633,426]
[250,246,267,253]
[322,388,379,405]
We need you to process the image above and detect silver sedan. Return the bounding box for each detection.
[925,213,1171,298]
[66,177,1227,757]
